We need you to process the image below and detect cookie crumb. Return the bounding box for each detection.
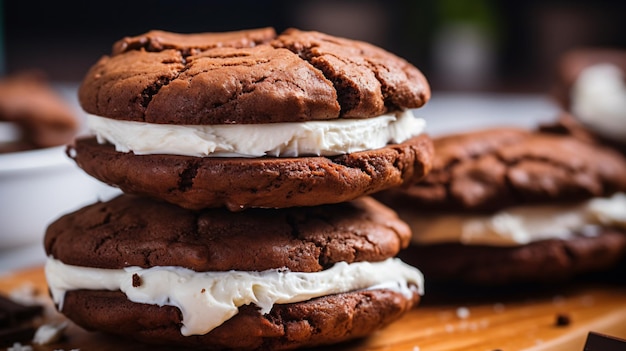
[32,322,68,345]
[7,342,33,351]
[8,284,41,305]
[580,295,595,307]
[555,313,571,326]
[132,273,142,287]
[493,303,505,313]
[456,307,470,319]
[552,295,564,305]
[201,288,206,293]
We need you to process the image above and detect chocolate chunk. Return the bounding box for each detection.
[0,295,43,328]
[0,325,37,347]
[132,274,142,288]
[555,313,571,326]
[0,295,43,347]
[584,331,626,351]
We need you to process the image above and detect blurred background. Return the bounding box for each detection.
[1,0,625,92]
[1,0,625,271]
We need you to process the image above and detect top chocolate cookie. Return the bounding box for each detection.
[78,27,430,124]
[376,127,626,212]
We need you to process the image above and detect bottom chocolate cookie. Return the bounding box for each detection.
[69,135,433,211]
[398,230,626,286]
[61,288,418,350]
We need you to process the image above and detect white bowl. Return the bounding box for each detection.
[0,145,121,249]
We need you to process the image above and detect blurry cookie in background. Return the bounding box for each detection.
[553,48,626,153]
[375,126,626,286]
[0,71,79,153]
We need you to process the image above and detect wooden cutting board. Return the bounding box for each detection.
[1,266,625,351]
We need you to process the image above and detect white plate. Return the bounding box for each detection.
[0,145,120,250]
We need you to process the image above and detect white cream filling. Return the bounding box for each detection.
[571,63,626,141]
[87,110,426,157]
[45,257,424,336]
[588,192,626,227]
[0,121,22,144]
[399,193,626,246]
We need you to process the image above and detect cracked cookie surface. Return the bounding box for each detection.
[69,134,433,210]
[74,27,434,209]
[376,127,626,212]
[45,194,411,271]
[78,27,430,124]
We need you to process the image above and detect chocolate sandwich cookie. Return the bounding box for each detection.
[44,194,424,350]
[71,27,433,210]
[0,71,79,153]
[375,127,626,285]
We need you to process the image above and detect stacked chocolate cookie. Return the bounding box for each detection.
[44,28,434,350]
[376,126,626,286]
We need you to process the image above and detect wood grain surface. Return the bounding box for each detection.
[1,266,625,351]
